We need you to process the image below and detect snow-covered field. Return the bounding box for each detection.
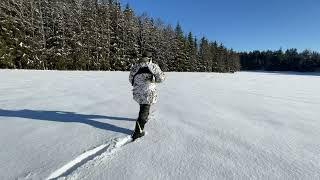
[0,70,319,180]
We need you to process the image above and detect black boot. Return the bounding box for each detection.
[131,122,145,141]
[131,131,145,141]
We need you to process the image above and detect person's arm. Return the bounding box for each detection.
[150,63,165,83]
[129,65,136,85]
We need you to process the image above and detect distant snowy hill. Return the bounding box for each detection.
[0,70,319,180]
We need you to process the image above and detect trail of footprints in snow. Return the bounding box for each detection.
[46,135,133,180]
[47,112,156,179]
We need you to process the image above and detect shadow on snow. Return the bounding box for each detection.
[0,109,134,135]
[244,70,320,76]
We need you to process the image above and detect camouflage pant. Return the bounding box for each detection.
[134,104,151,133]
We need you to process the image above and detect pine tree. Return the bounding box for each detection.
[199,37,211,72]
[187,32,197,71]
[162,25,176,71]
[123,3,139,70]
[209,41,219,72]
[174,23,188,71]
[109,1,125,70]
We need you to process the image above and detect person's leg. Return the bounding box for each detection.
[137,104,151,130]
[132,104,151,139]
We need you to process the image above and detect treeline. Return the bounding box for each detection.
[0,0,240,72]
[240,49,320,72]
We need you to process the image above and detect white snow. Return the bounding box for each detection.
[0,70,319,180]
[47,135,132,180]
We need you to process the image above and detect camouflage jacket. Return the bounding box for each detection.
[129,61,165,104]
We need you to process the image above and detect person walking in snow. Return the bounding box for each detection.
[129,51,165,141]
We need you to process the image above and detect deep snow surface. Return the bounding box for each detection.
[0,70,319,180]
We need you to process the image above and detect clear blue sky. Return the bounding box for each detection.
[120,0,320,52]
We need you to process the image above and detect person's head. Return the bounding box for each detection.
[139,51,152,63]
